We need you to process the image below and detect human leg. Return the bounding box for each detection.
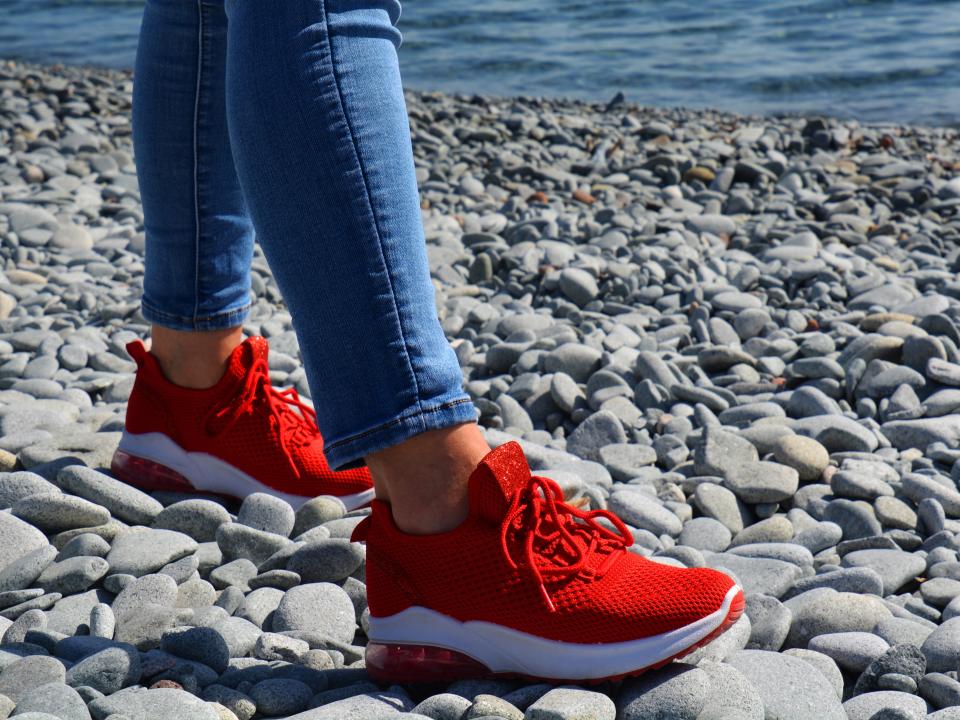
[132,0,253,385]
[222,0,480,474]
[117,0,374,508]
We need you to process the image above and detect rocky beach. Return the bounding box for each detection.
[1,57,960,719]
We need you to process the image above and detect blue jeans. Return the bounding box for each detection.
[132,0,477,470]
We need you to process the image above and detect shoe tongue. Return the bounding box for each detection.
[219,336,269,389]
[468,441,532,524]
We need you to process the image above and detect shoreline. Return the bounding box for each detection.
[4,56,960,137]
[1,56,960,718]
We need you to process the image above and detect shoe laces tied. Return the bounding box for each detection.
[203,355,318,479]
[499,474,633,612]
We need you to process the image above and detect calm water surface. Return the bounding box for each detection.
[1,0,958,127]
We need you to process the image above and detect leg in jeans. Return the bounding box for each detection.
[124,0,376,509]
[133,0,252,388]
[222,0,487,528]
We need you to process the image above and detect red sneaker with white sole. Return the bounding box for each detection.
[111,336,375,511]
[351,440,743,684]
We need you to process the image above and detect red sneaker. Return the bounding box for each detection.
[111,336,375,511]
[352,441,743,684]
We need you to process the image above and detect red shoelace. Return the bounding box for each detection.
[203,355,319,479]
[500,474,633,612]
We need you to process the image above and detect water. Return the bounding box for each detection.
[1,0,959,128]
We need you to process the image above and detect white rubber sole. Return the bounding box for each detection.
[117,430,375,511]
[367,583,743,680]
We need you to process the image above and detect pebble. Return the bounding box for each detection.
[56,466,163,525]
[106,528,197,577]
[271,583,357,644]
[807,631,891,673]
[2,59,960,719]
[153,500,232,543]
[842,691,928,720]
[525,687,615,720]
[727,650,846,720]
[615,663,709,719]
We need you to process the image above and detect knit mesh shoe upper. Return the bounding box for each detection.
[117,335,373,503]
[354,440,738,645]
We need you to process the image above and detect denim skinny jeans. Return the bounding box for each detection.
[132,0,477,469]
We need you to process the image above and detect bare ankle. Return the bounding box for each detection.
[149,325,243,390]
[365,422,490,535]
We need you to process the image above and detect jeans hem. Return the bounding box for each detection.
[323,396,479,470]
[141,299,252,332]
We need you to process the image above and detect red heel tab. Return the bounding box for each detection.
[468,441,532,523]
[126,339,149,367]
[350,514,372,543]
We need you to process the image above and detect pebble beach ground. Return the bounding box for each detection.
[1,57,960,719]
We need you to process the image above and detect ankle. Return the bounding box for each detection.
[149,325,243,390]
[365,423,490,535]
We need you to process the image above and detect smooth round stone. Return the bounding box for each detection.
[89,686,219,720]
[920,616,960,672]
[58,533,111,560]
[823,500,882,541]
[0,656,66,703]
[56,465,163,525]
[597,443,657,482]
[694,428,759,478]
[106,528,197,577]
[928,358,960,386]
[0,472,60,508]
[292,496,345,537]
[3,608,47,644]
[525,687,615,720]
[807,631,890,673]
[842,549,926,595]
[874,497,918,531]
[13,682,89,720]
[112,573,179,620]
[745,594,792,652]
[237,493,295,538]
[565,411,627,463]
[874,618,935,649]
[608,491,682,537]
[542,344,603,385]
[35,556,110,595]
[0,514,48,577]
[235,587,284,628]
[772,435,829,481]
[161,626,230,674]
[271,583,357,644]
[65,646,140,695]
[694,483,747,536]
[209,559,258,592]
[784,589,892,648]
[729,516,794,547]
[787,567,884,598]
[726,462,799,504]
[462,694,524,719]
[153,500,231,543]
[201,685,257,720]
[558,268,599,307]
[249,678,312,716]
[216,523,292,567]
[921,577,960,607]
[727,650,845,720]
[842,691,927,720]
[286,539,363,583]
[411,693,472,719]
[0,545,58,593]
[679,517,731,552]
[616,663,710,719]
[711,291,762,313]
